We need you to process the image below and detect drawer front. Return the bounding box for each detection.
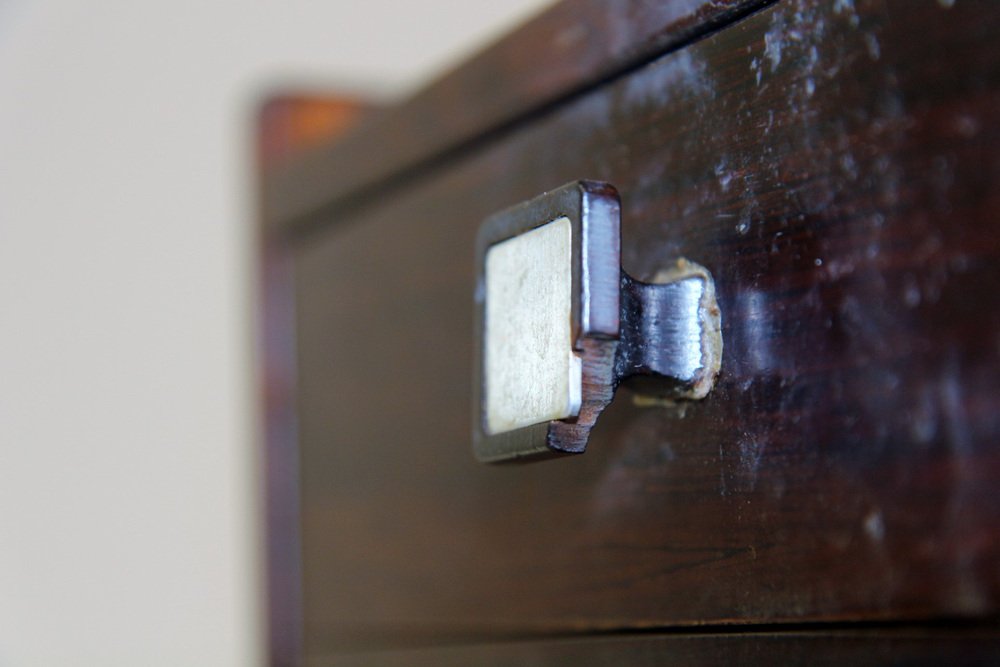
[291,0,1000,653]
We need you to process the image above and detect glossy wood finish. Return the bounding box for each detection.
[324,628,1000,667]
[266,0,1000,660]
[261,0,773,234]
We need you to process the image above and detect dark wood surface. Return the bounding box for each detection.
[261,0,773,235]
[255,94,369,667]
[323,627,1000,667]
[269,0,1000,659]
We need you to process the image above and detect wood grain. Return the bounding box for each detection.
[261,0,773,235]
[272,0,1000,658]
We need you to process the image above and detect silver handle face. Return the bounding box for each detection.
[473,181,722,463]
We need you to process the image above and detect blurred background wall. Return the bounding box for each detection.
[0,1,550,664]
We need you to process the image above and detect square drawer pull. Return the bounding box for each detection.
[473,181,722,462]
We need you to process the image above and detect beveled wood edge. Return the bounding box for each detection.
[255,93,370,667]
[261,0,775,239]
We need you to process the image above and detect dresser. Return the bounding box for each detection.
[258,1,1000,663]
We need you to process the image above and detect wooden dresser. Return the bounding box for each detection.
[258,1,1000,663]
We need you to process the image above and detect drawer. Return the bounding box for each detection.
[264,0,1000,659]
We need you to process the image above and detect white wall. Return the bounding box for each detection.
[0,1,550,664]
